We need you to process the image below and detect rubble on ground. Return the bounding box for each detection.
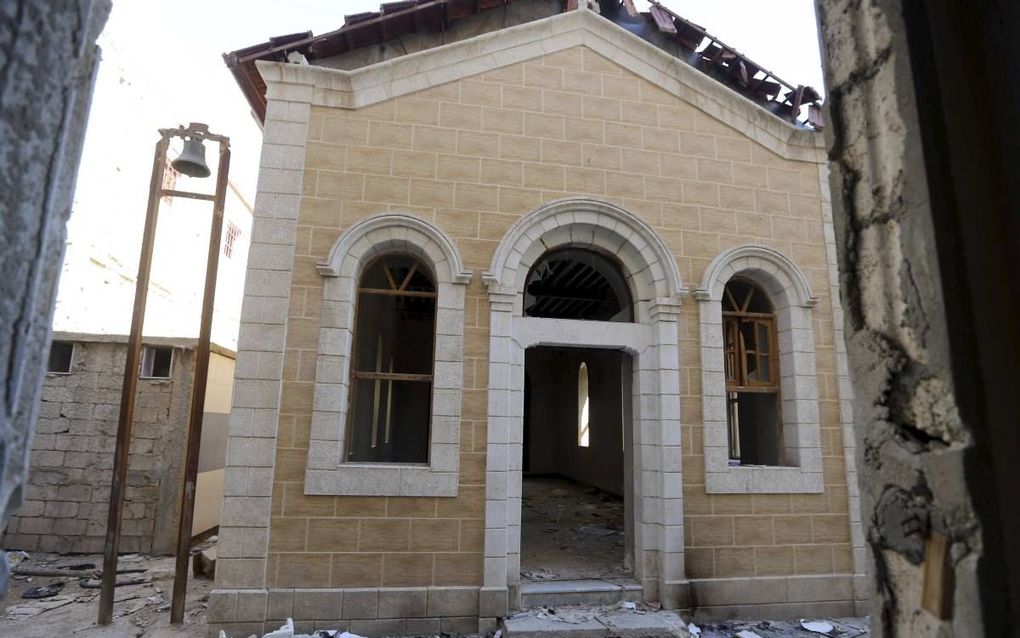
[688,617,868,637]
[0,537,217,637]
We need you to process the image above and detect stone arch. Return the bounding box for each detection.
[306,213,472,498]
[484,197,685,317]
[695,244,823,494]
[695,244,817,308]
[317,212,473,284]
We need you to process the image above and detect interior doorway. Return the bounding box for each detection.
[521,346,633,584]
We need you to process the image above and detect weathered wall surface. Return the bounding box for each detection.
[0,0,110,591]
[816,0,989,634]
[4,342,194,555]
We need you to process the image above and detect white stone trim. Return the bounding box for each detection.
[305,213,472,497]
[255,8,824,163]
[694,244,824,494]
[484,196,686,312]
[213,72,313,594]
[817,164,868,602]
[482,198,688,608]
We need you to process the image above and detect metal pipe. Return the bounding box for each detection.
[99,132,170,625]
[170,138,231,624]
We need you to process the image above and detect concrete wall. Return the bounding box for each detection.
[525,347,625,497]
[0,0,110,592]
[4,341,194,555]
[817,0,1020,634]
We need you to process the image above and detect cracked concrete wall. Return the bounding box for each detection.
[0,0,110,592]
[816,0,1018,635]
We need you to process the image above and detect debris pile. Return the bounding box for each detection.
[226,618,366,638]
[688,617,868,637]
[520,477,628,582]
[1,544,215,636]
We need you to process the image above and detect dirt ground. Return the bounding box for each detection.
[520,476,630,582]
[0,545,214,638]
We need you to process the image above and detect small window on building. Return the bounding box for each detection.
[578,362,590,447]
[723,278,782,466]
[346,255,436,464]
[47,341,74,374]
[223,221,242,259]
[140,346,174,379]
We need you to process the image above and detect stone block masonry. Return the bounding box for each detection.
[4,340,193,555]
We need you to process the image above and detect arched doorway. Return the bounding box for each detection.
[482,198,687,610]
[519,248,635,590]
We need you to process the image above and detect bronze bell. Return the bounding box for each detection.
[171,136,211,178]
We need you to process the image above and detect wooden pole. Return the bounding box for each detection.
[98,132,169,625]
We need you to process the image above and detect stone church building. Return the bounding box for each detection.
[212,1,864,634]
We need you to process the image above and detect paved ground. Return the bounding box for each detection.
[0,549,212,638]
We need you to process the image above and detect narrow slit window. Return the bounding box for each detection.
[578,361,590,447]
[140,346,174,379]
[47,341,74,374]
[346,255,436,464]
[722,278,782,466]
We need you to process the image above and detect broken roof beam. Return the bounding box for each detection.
[649,5,677,34]
[644,0,821,125]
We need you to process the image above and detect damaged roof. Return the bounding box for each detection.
[224,0,823,128]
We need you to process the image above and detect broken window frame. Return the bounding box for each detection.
[139,345,174,379]
[722,277,783,465]
[344,254,437,464]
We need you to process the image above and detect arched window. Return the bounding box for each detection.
[723,277,782,465]
[524,248,633,322]
[346,254,436,463]
[577,362,590,447]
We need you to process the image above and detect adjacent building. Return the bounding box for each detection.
[5,337,235,554]
[211,1,863,634]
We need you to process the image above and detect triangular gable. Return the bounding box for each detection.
[257,9,823,161]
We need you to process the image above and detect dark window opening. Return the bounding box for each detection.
[346,254,436,464]
[140,346,174,379]
[47,341,74,374]
[524,248,633,321]
[723,277,783,465]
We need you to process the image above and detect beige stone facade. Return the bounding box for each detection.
[211,8,863,636]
